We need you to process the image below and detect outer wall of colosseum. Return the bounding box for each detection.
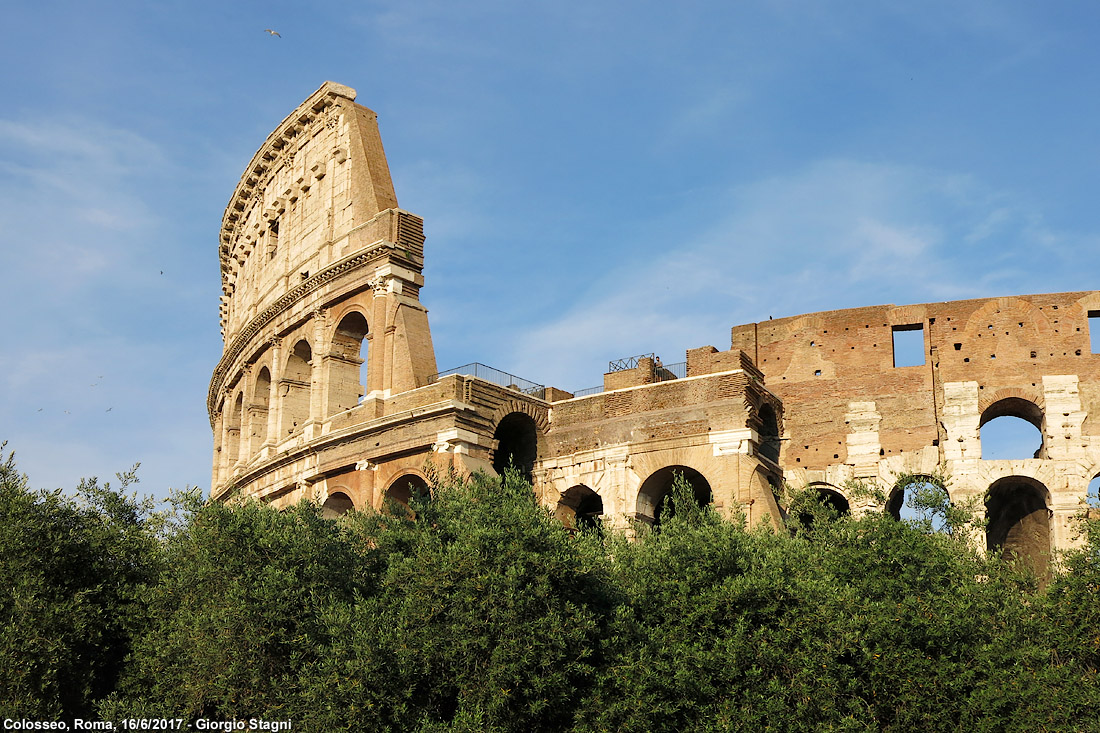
[717,292,1100,571]
[209,82,1100,571]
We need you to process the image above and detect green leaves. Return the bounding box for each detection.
[0,449,160,721]
[6,448,1100,730]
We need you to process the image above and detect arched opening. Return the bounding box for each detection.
[328,311,369,416]
[321,491,354,519]
[385,473,430,506]
[227,391,244,467]
[213,399,225,483]
[887,475,951,532]
[758,403,781,464]
[814,485,850,515]
[556,485,604,533]
[280,340,312,436]
[250,367,271,451]
[636,465,712,527]
[492,412,538,484]
[1088,474,1100,508]
[789,483,851,531]
[979,398,1044,460]
[986,476,1051,578]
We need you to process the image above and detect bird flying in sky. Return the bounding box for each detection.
[264,29,281,37]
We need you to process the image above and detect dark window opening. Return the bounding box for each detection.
[892,324,925,367]
[267,219,279,260]
[758,404,781,463]
[986,477,1050,579]
[493,412,539,484]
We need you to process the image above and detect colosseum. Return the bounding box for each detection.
[209,82,1100,571]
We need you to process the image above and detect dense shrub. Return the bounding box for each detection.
[0,450,160,720]
[4,454,1100,731]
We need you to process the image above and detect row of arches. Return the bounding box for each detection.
[321,473,431,518]
[554,470,1074,578]
[217,311,370,477]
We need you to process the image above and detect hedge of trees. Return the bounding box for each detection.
[3,446,1100,731]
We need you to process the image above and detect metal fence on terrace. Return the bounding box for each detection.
[607,353,655,373]
[655,361,687,381]
[430,362,546,399]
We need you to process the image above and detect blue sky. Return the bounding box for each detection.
[1,1,1098,499]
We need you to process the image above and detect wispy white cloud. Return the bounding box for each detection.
[499,158,1093,390]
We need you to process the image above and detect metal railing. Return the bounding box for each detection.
[572,385,604,398]
[655,361,687,382]
[430,362,546,399]
[608,353,655,373]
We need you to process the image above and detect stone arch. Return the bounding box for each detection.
[279,339,312,436]
[489,398,550,435]
[322,490,354,518]
[979,394,1044,459]
[807,482,851,515]
[326,309,370,416]
[385,471,430,506]
[978,388,1044,424]
[886,473,950,525]
[492,411,540,484]
[636,465,713,527]
[227,391,244,467]
[985,475,1051,578]
[748,466,785,528]
[555,484,604,532]
[784,313,826,337]
[250,366,272,451]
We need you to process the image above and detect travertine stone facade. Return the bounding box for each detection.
[210,83,1100,571]
[209,83,781,530]
[718,293,1100,570]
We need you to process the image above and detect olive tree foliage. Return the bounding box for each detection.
[0,446,163,721]
[103,490,365,720]
[574,474,1097,732]
[293,466,614,732]
[8,448,1100,730]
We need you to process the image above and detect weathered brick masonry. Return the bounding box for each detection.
[209,83,1100,570]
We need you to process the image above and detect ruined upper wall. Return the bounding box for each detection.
[217,82,405,342]
[719,291,1100,470]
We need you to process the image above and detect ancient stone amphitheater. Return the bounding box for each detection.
[209,82,1100,572]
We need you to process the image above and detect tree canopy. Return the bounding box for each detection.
[2,455,1099,730]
